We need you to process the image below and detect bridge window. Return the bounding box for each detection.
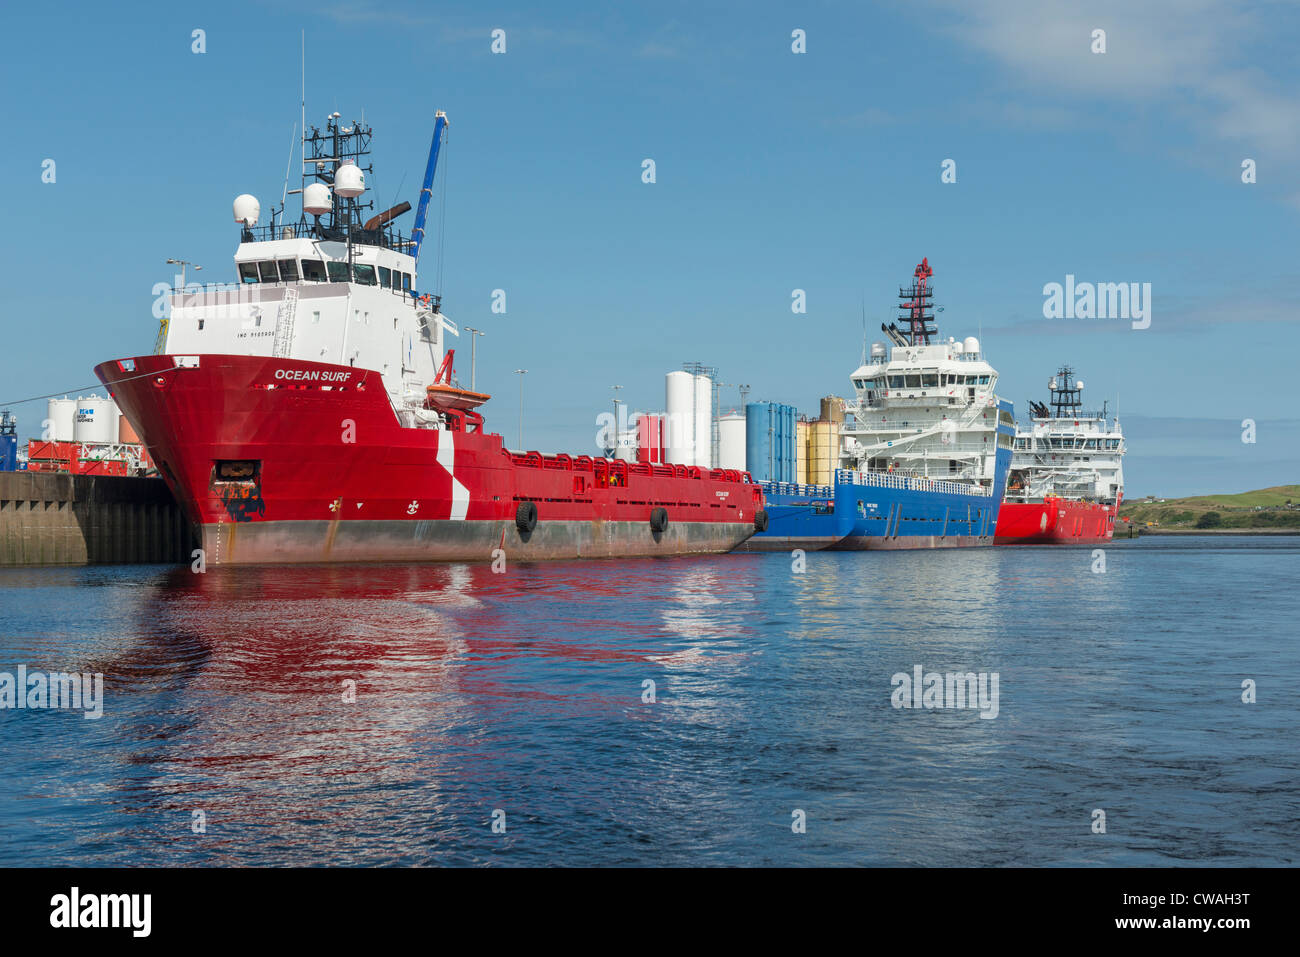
[978,375,990,385]
[379,266,392,288]
[277,259,299,281]
[402,273,412,291]
[922,374,938,387]
[238,262,259,283]
[354,264,377,286]
[302,260,326,281]
[327,261,350,282]
[888,375,904,388]
[257,261,280,282]
[905,375,921,388]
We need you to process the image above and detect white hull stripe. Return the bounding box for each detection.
[436,430,471,521]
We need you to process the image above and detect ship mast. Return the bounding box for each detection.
[1048,365,1083,418]
[897,257,937,346]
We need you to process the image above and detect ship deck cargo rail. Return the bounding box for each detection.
[761,469,991,499]
[833,469,994,497]
[507,449,753,486]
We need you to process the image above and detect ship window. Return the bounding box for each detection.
[922,374,938,387]
[379,266,392,288]
[354,264,377,286]
[905,375,921,388]
[978,375,990,385]
[327,261,350,282]
[257,261,280,282]
[277,259,299,281]
[302,259,326,281]
[238,262,259,283]
[888,376,904,388]
[402,273,412,291]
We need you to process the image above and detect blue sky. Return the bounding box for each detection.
[3,0,1297,497]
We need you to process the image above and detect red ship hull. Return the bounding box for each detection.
[95,355,763,564]
[994,497,1116,545]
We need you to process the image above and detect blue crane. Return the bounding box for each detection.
[409,110,449,272]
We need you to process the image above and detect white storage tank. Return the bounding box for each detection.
[73,395,118,444]
[613,426,638,462]
[693,373,712,468]
[665,370,696,466]
[717,413,746,471]
[46,398,77,442]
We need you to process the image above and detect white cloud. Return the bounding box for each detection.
[920,0,1300,157]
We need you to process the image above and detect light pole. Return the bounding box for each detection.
[166,258,202,292]
[463,326,485,390]
[514,369,527,449]
[611,384,622,454]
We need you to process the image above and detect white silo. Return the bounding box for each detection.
[73,396,119,445]
[717,413,746,471]
[693,373,712,468]
[46,398,77,442]
[665,371,696,465]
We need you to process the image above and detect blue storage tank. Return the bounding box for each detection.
[0,411,17,472]
[745,402,797,483]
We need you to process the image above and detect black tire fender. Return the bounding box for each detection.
[516,501,538,534]
[650,507,669,533]
[754,509,769,533]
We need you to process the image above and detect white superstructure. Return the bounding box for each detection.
[158,112,456,425]
[840,336,1011,490]
[1007,366,1125,506]
[834,259,1010,494]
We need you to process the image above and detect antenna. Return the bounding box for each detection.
[281,122,296,208]
[300,31,306,196]
[861,297,867,366]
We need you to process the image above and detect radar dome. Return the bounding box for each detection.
[303,182,332,216]
[233,194,260,226]
[334,163,365,198]
[963,336,979,355]
[952,340,965,355]
[870,341,887,358]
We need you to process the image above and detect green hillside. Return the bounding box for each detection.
[1122,485,1300,530]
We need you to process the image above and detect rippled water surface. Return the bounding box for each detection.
[1,536,1297,866]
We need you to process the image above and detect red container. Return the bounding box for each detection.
[636,413,664,464]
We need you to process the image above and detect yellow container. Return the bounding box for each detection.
[808,420,840,485]
[795,419,810,484]
[820,395,845,425]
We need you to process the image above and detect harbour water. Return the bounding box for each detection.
[1,536,1296,866]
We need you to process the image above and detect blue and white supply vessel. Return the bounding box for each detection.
[744,258,1015,550]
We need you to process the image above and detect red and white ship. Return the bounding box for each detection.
[95,112,765,564]
[995,366,1125,545]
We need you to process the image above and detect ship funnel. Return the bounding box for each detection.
[233,194,260,226]
[335,163,366,198]
[303,182,332,216]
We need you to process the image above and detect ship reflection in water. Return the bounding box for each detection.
[2,537,1299,866]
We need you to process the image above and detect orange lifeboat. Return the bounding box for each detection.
[424,349,489,411]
